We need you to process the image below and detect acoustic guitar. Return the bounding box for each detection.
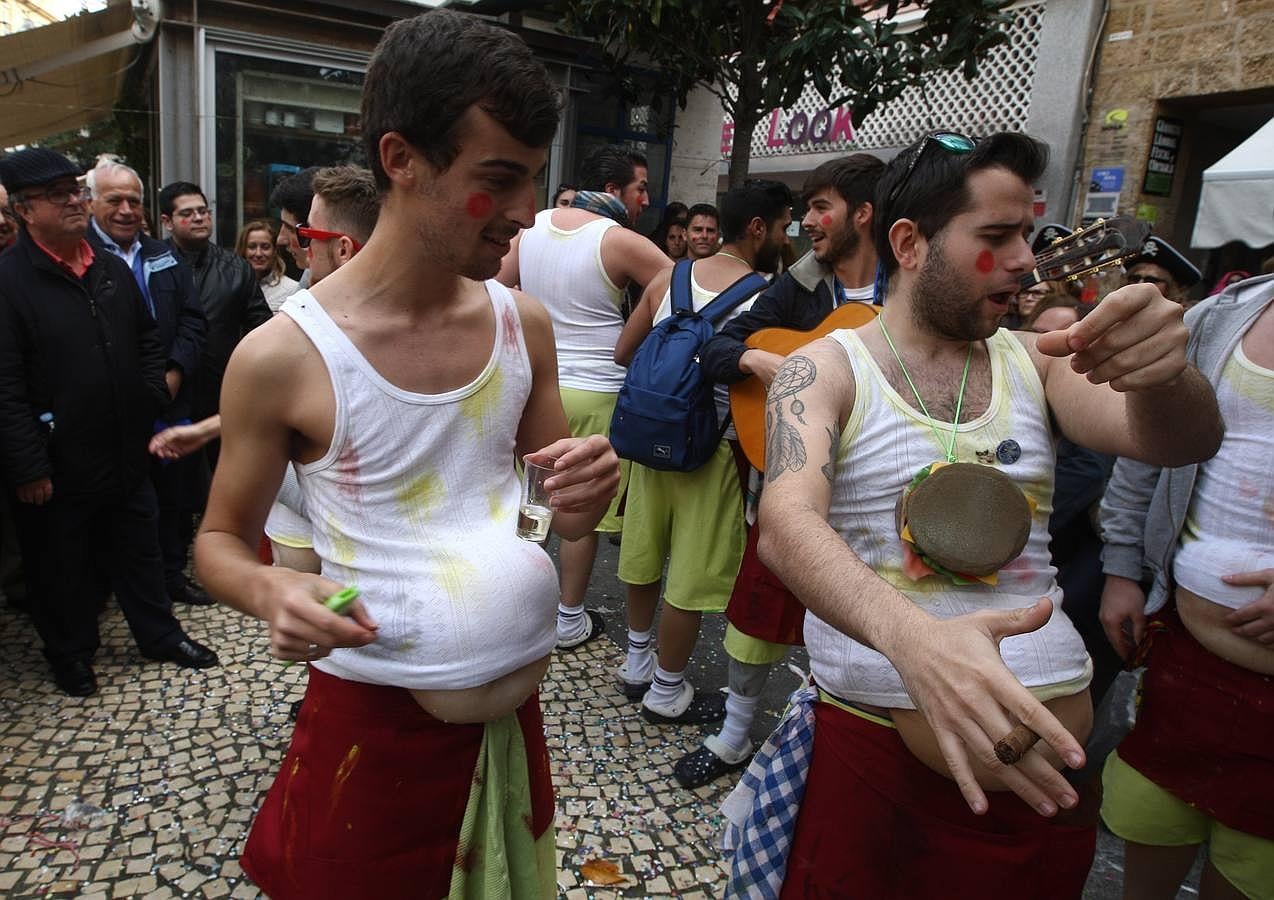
[729,216,1151,470]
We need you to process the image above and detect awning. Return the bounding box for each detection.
[0,1,160,149]
[1190,115,1274,249]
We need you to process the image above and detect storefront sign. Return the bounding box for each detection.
[1091,166,1124,193]
[1143,116,1182,197]
[721,104,856,157]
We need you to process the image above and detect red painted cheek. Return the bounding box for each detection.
[465,193,494,219]
[975,250,995,274]
[820,215,833,228]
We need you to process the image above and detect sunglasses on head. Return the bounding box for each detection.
[887,132,977,206]
[296,225,362,252]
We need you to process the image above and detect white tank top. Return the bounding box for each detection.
[518,208,627,393]
[280,285,559,690]
[806,328,1091,708]
[1174,342,1274,609]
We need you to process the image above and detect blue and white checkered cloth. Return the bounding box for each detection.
[720,685,819,899]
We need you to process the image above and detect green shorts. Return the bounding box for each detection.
[1102,750,1274,900]
[723,623,790,665]
[559,386,629,534]
[617,440,745,612]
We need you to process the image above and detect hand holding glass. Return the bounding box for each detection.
[517,455,556,541]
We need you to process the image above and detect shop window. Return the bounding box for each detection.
[214,52,364,247]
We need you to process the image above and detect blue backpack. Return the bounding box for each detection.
[610,259,767,472]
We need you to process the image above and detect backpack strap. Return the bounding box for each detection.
[699,271,769,325]
[670,259,695,316]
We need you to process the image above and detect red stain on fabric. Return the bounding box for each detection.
[975,250,995,273]
[465,193,494,219]
[502,302,521,352]
[334,443,363,502]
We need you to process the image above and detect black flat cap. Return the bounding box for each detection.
[0,148,82,194]
[1125,236,1202,289]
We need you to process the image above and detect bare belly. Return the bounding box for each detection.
[1178,587,1274,675]
[409,654,550,724]
[862,690,1093,790]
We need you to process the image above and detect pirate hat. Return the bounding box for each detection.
[1125,236,1201,288]
[1030,223,1073,255]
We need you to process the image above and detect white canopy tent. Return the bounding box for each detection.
[1190,116,1274,249]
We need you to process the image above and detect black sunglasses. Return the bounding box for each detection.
[1125,273,1169,287]
[887,132,977,207]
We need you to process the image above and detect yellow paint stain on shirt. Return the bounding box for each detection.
[329,743,361,817]
[461,366,503,429]
[435,551,479,600]
[323,511,357,567]
[488,487,507,521]
[398,470,444,533]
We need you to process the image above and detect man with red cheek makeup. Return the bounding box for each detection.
[721,131,1223,898]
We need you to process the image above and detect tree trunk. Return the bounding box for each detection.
[727,110,759,188]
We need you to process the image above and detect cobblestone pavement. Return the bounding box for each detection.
[0,545,1200,899]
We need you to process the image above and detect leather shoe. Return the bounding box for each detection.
[53,660,97,697]
[144,637,219,669]
[169,580,213,606]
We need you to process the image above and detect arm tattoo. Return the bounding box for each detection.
[821,424,839,485]
[765,355,818,484]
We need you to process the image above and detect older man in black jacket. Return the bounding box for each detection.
[158,181,271,466]
[0,149,219,697]
[87,161,211,607]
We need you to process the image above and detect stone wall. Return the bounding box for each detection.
[1076,0,1274,241]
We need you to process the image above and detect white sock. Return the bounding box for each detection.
[645,665,685,708]
[626,628,654,680]
[715,690,759,756]
[556,603,585,640]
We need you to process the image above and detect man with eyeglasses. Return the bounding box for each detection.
[720,131,1223,896]
[1123,235,1202,306]
[159,182,271,467]
[0,148,220,696]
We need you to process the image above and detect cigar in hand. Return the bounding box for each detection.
[994,723,1040,765]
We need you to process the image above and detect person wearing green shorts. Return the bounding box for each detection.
[499,146,671,651]
[613,181,793,733]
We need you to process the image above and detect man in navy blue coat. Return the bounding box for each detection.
[87,160,211,607]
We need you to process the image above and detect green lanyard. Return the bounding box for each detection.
[878,317,973,464]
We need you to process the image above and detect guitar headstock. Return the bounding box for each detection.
[1020,217,1151,289]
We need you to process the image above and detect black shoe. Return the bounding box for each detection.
[672,740,752,789]
[169,581,213,606]
[144,637,219,669]
[53,660,97,697]
[641,683,727,725]
[555,609,606,651]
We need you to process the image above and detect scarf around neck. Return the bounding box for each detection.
[569,190,630,227]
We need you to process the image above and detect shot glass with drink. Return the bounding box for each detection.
[517,454,556,542]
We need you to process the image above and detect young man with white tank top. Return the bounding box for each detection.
[1099,273,1274,900]
[193,12,620,897]
[720,132,1223,897]
[498,146,671,650]
[610,181,792,745]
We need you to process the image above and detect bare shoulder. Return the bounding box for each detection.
[1011,327,1062,384]
[223,314,321,410]
[777,337,855,401]
[509,288,553,337]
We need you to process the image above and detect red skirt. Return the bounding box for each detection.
[1117,608,1274,840]
[780,701,1096,899]
[725,523,806,646]
[241,666,554,900]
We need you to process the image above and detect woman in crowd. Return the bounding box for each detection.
[651,201,689,261]
[236,219,298,313]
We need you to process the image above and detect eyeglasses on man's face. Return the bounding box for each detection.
[22,184,91,206]
[1125,273,1169,287]
[297,225,361,253]
[887,132,977,207]
[173,206,210,221]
